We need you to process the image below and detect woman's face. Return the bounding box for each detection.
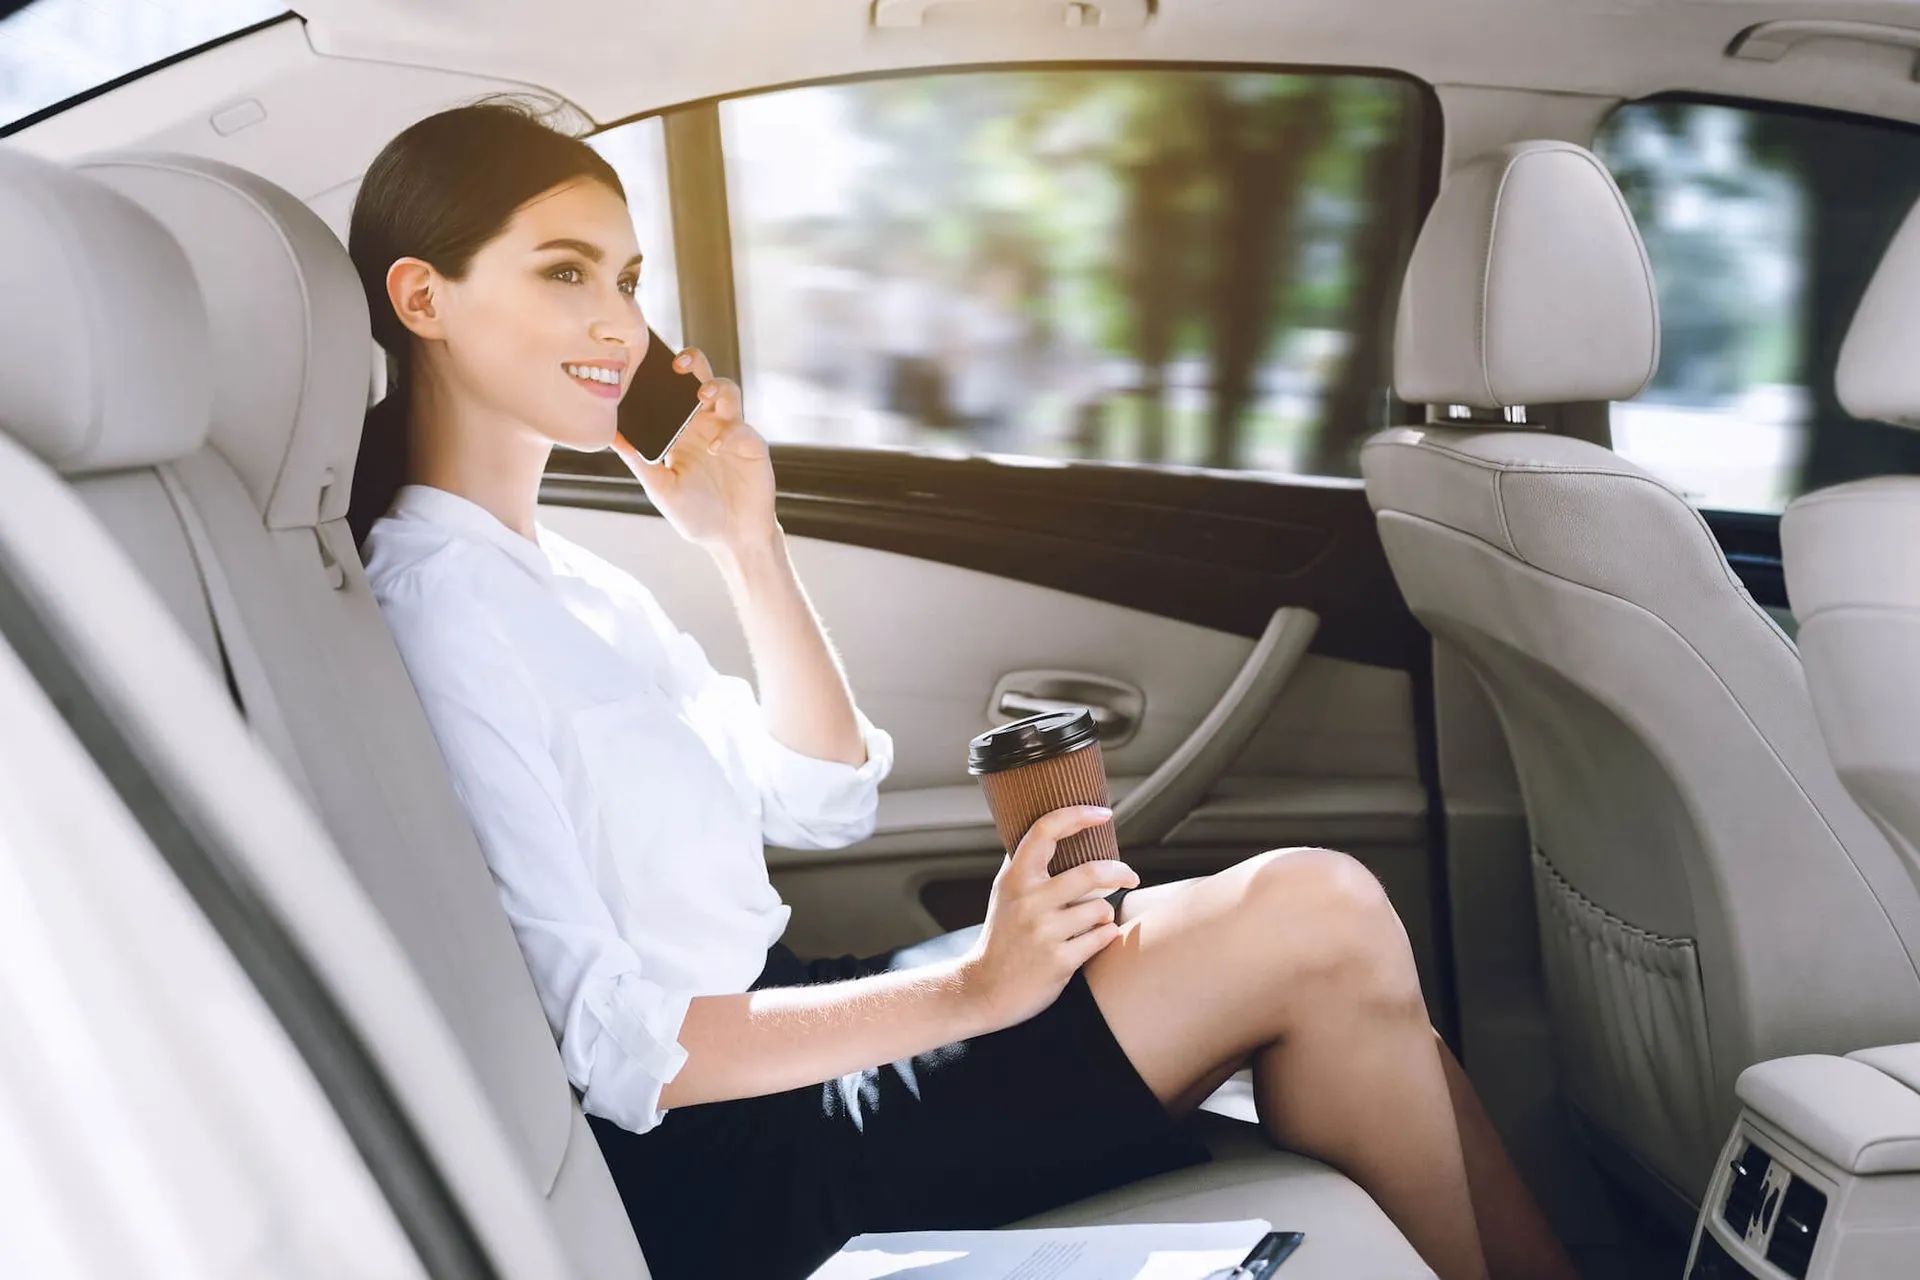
[430,177,648,452]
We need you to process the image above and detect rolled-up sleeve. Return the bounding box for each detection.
[378,579,692,1134]
[642,599,895,851]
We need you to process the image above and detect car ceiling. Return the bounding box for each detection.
[292,0,1920,127]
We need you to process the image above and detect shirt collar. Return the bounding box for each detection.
[389,484,555,581]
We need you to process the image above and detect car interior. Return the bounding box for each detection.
[4,2,1920,1278]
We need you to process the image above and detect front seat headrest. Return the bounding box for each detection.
[1836,195,1920,430]
[1394,139,1661,411]
[80,152,374,531]
[0,147,213,474]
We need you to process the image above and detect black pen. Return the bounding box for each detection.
[1222,1230,1304,1278]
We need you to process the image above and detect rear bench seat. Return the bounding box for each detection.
[2,144,1433,1279]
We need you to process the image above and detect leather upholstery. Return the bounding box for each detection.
[1393,141,1658,409]
[1364,143,1920,1211]
[0,146,1436,1275]
[77,152,370,529]
[0,150,211,473]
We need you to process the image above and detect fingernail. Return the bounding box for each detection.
[1090,806,1113,817]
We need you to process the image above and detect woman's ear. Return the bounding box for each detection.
[386,257,447,342]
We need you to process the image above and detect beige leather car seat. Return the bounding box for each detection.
[0,144,1434,1277]
[1361,140,1920,1217]
[1782,195,1920,917]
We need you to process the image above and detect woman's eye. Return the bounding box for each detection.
[619,276,639,297]
[548,265,584,284]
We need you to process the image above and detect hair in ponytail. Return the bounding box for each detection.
[345,96,626,548]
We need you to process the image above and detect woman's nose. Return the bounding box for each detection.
[589,312,641,349]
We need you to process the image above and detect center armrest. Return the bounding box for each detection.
[1736,1049,1920,1175]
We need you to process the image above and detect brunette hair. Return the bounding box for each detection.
[345,98,626,546]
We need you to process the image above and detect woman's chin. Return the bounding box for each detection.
[547,416,622,453]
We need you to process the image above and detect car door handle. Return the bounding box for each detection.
[995,690,1132,739]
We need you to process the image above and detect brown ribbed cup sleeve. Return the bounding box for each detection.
[975,741,1117,876]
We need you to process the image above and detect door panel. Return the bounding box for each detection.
[537,503,1260,793]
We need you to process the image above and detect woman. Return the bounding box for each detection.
[349,100,1575,1280]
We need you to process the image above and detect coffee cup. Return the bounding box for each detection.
[967,707,1117,877]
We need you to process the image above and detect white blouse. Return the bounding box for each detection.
[362,484,895,1135]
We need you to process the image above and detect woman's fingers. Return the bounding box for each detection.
[1039,858,1136,909]
[674,346,714,384]
[697,381,746,453]
[1008,805,1112,888]
[1066,922,1124,967]
[1056,895,1117,941]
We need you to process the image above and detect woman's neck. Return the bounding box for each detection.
[401,364,552,543]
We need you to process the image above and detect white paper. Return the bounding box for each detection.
[806,1219,1271,1280]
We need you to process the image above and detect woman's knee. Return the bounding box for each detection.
[1243,847,1422,1012]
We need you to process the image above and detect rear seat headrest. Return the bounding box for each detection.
[1836,196,1920,430]
[79,153,374,530]
[0,148,212,473]
[1394,140,1661,411]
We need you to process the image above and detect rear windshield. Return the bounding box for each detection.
[0,0,286,133]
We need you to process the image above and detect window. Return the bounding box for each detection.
[1595,99,1920,512]
[0,1,285,132]
[716,68,1431,479]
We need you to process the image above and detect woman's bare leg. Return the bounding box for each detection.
[1083,847,1489,1280]
[1436,1036,1580,1280]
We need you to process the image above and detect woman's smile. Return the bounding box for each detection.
[564,359,627,400]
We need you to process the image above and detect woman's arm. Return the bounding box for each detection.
[663,956,987,1109]
[708,529,866,768]
[663,805,1135,1108]
[613,346,864,768]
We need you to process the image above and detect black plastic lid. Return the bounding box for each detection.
[967,707,1100,774]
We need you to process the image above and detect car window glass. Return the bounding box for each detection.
[701,68,1430,479]
[1596,100,1920,512]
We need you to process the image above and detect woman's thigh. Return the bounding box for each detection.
[1084,847,1387,1118]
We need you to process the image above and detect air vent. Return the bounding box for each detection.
[1721,1142,1771,1236]
[1764,1176,1827,1279]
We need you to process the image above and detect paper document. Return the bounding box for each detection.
[807,1218,1272,1279]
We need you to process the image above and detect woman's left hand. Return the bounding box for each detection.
[611,346,778,553]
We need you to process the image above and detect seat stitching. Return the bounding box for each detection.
[1562,146,1661,396]
[1368,435,1799,664]
[1479,155,1516,406]
[1492,466,1518,556]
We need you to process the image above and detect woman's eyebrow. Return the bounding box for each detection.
[533,237,644,269]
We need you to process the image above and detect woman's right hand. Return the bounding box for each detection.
[959,804,1137,1030]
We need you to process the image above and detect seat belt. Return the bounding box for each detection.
[154,462,322,811]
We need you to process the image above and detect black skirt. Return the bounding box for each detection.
[588,937,1213,1280]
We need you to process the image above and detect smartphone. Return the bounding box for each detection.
[619,326,704,463]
